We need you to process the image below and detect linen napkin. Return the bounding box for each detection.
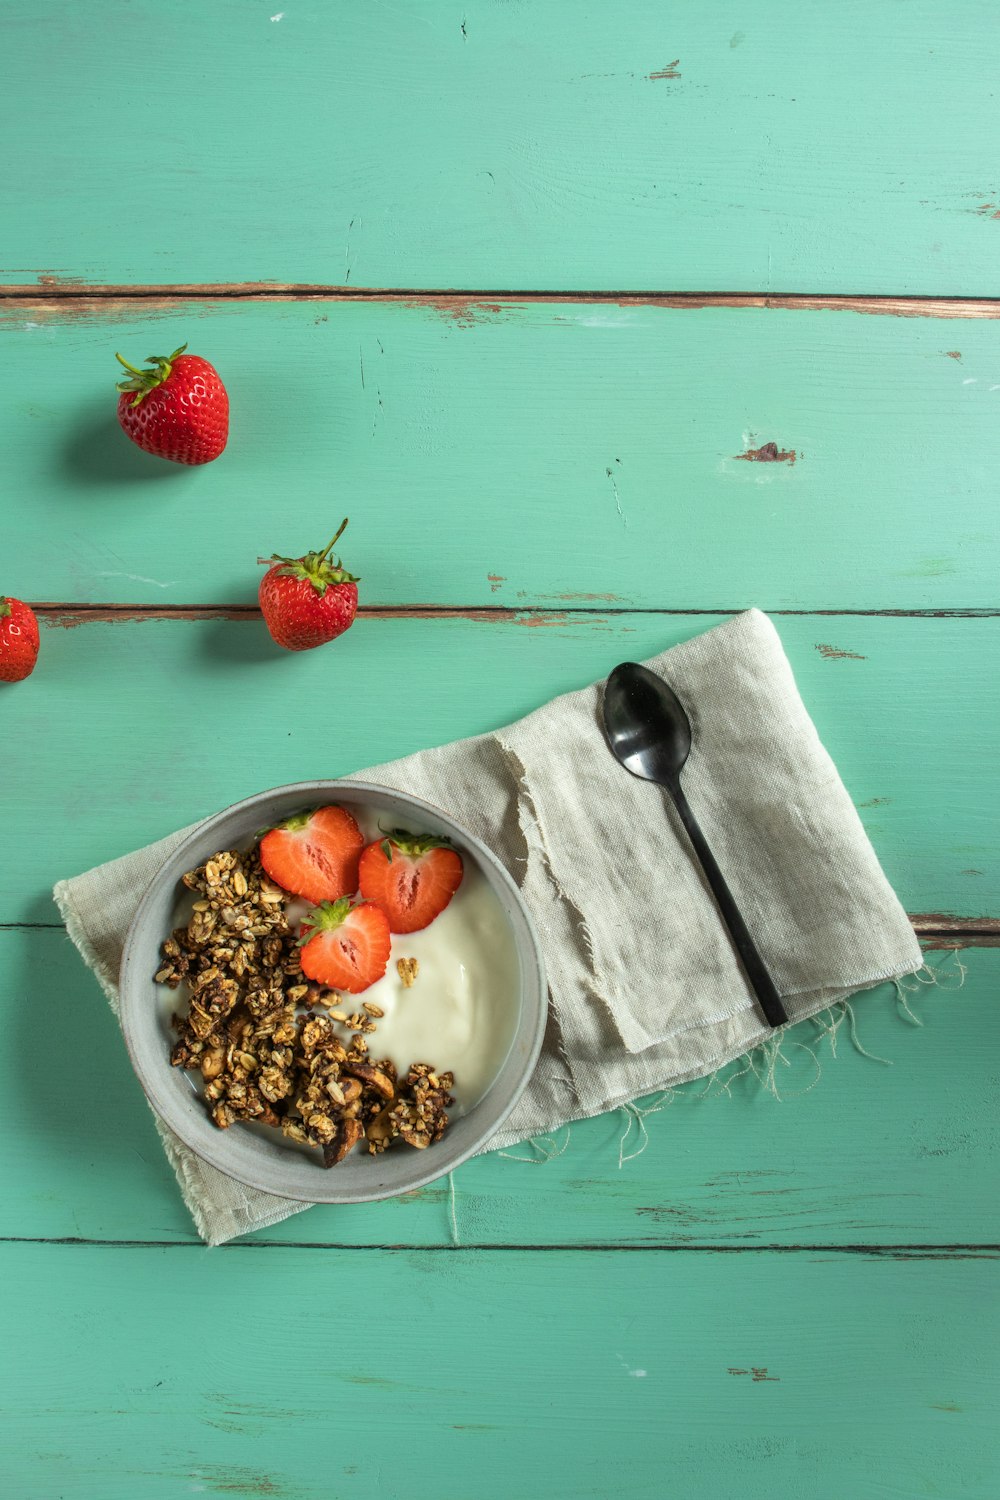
[54,610,922,1244]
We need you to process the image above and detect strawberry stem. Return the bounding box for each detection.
[267,519,359,593]
[115,344,188,407]
[317,518,349,565]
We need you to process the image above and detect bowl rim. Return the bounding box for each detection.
[118,778,547,1203]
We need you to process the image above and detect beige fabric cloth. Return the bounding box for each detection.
[54,610,921,1244]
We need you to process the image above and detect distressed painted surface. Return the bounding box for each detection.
[4,5,998,1495]
[2,928,993,1247]
[1,613,995,919]
[3,2,1000,293]
[2,1244,995,1500]
[3,300,1000,609]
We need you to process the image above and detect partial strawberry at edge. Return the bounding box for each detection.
[0,596,40,683]
[298,899,391,993]
[115,344,229,465]
[259,804,365,904]
[358,831,464,934]
[259,518,360,653]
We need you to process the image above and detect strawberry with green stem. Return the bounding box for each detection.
[0,597,39,683]
[259,518,359,652]
[115,343,229,464]
[298,899,391,993]
[259,804,365,904]
[359,831,464,933]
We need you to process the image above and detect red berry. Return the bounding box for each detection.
[358,833,463,933]
[115,344,228,465]
[259,518,359,652]
[298,900,391,993]
[259,805,365,904]
[0,597,40,682]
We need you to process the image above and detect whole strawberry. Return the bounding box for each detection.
[115,343,228,464]
[0,596,40,682]
[259,519,359,652]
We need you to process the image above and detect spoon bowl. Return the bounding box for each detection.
[604,662,692,786]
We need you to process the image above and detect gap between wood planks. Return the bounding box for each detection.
[2,284,1000,319]
[29,603,1000,624]
[0,1236,996,1256]
[3,904,995,946]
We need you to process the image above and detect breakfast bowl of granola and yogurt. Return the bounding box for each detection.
[118,781,547,1203]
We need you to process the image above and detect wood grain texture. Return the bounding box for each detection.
[4,299,1000,609]
[2,612,995,922]
[3,1,1000,293]
[5,288,1000,317]
[2,1243,996,1500]
[2,929,994,1248]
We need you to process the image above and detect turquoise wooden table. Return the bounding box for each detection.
[2,4,997,1496]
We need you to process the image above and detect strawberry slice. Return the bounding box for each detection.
[259,805,364,903]
[358,831,464,934]
[298,899,391,993]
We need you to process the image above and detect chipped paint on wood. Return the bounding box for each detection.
[2,286,1000,321]
[913,914,1000,949]
[920,933,1000,950]
[945,350,963,359]
[37,605,260,628]
[487,574,505,593]
[0,295,241,329]
[815,643,867,660]
[34,271,86,290]
[911,914,1000,934]
[34,603,1000,629]
[399,296,513,327]
[34,602,610,632]
[193,1468,286,1497]
[547,591,625,602]
[735,441,797,464]
[648,60,681,81]
[514,610,574,628]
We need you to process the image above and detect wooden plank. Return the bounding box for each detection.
[3,299,1000,610]
[1,613,995,921]
[3,2,1000,294]
[2,1242,995,1500]
[2,928,995,1247]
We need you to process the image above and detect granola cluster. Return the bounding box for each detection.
[157,847,454,1166]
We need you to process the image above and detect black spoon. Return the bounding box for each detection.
[602,662,788,1029]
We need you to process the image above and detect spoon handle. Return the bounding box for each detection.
[668,782,788,1029]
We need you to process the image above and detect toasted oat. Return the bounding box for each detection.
[160,843,455,1168]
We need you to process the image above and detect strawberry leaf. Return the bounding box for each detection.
[376,825,456,858]
[296,897,354,945]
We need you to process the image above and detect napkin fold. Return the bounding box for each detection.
[55,610,922,1244]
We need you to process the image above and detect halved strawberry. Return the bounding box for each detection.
[259,805,364,903]
[358,831,464,934]
[298,899,391,993]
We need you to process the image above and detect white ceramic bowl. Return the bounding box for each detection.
[119,780,547,1203]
